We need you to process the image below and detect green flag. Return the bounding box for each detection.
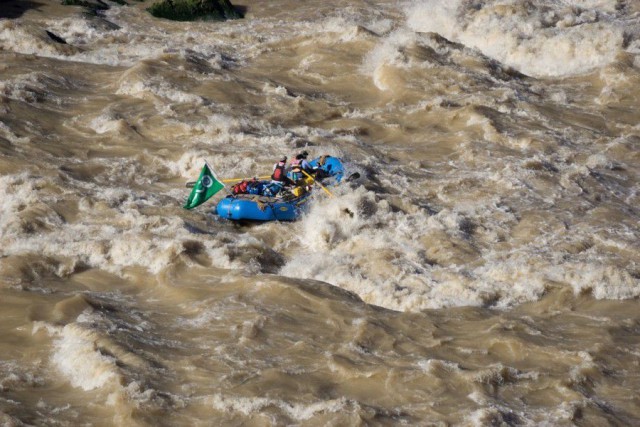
[184,162,224,209]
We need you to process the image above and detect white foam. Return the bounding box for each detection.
[0,21,70,58]
[0,72,69,105]
[170,149,263,186]
[116,74,203,105]
[2,149,623,312]
[363,29,419,91]
[88,112,128,135]
[0,121,30,144]
[0,174,61,238]
[548,263,640,299]
[51,321,119,391]
[281,187,455,311]
[0,171,250,276]
[278,176,640,311]
[405,0,625,77]
[417,358,461,374]
[207,393,353,420]
[0,361,44,391]
[52,17,101,42]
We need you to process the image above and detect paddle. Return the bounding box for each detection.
[301,169,334,197]
[186,175,271,188]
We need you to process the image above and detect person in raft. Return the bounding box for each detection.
[264,155,293,196]
[272,156,294,184]
[288,150,317,183]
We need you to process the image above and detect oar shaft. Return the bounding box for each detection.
[187,176,271,188]
[222,175,270,183]
[302,170,334,197]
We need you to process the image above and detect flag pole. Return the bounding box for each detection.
[205,160,233,196]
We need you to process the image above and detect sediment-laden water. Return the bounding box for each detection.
[1,0,640,425]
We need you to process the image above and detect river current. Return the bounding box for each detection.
[1,0,640,425]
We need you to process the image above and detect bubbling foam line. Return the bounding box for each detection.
[116,70,204,105]
[4,214,246,277]
[207,393,353,420]
[404,0,628,77]
[0,171,260,279]
[281,183,640,311]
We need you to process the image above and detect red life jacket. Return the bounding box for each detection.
[232,180,250,194]
[271,161,286,181]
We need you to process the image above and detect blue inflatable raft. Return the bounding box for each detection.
[216,156,345,222]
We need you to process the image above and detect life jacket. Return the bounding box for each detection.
[271,161,286,181]
[232,180,250,194]
[289,158,302,173]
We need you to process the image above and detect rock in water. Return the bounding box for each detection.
[147,0,243,21]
